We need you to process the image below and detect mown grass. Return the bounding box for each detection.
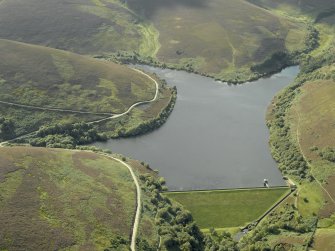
[164,188,289,229]
[0,147,136,251]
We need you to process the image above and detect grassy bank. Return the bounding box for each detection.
[164,187,289,229]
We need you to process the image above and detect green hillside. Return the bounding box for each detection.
[0,39,169,139]
[0,39,155,114]
[126,0,309,81]
[0,0,310,82]
[0,0,142,55]
[0,147,206,251]
[0,147,136,251]
[247,0,335,20]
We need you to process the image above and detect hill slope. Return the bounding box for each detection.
[0,39,155,114]
[0,147,206,251]
[126,0,309,81]
[0,0,142,54]
[247,0,335,20]
[0,0,309,82]
[0,147,136,251]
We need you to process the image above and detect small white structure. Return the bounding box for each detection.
[263,179,269,188]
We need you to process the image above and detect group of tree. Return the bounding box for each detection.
[138,173,205,251]
[0,116,15,141]
[319,147,335,163]
[29,122,107,148]
[267,83,311,180]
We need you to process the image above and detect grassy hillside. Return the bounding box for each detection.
[165,188,289,229]
[0,0,310,82]
[0,39,172,139]
[126,0,308,82]
[288,79,335,250]
[0,147,136,251]
[0,0,143,55]
[0,147,206,251]
[0,39,155,114]
[247,0,335,20]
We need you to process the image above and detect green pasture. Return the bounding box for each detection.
[165,187,289,229]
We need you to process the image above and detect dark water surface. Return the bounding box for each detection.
[94,66,299,190]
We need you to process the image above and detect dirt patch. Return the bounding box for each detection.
[127,159,157,176]
[105,196,130,234]
[0,158,21,182]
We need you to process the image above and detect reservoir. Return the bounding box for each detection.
[94,66,299,190]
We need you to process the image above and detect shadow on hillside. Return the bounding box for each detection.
[126,0,208,19]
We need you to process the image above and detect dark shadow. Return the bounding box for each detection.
[126,0,208,19]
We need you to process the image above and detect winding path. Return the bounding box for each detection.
[88,68,159,124]
[101,154,142,251]
[0,67,159,124]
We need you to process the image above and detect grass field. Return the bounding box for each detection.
[0,146,136,250]
[164,187,289,229]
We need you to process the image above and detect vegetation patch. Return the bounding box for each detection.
[0,39,155,114]
[97,84,177,138]
[125,0,310,82]
[28,122,108,148]
[0,147,136,251]
[313,228,335,251]
[164,188,289,229]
